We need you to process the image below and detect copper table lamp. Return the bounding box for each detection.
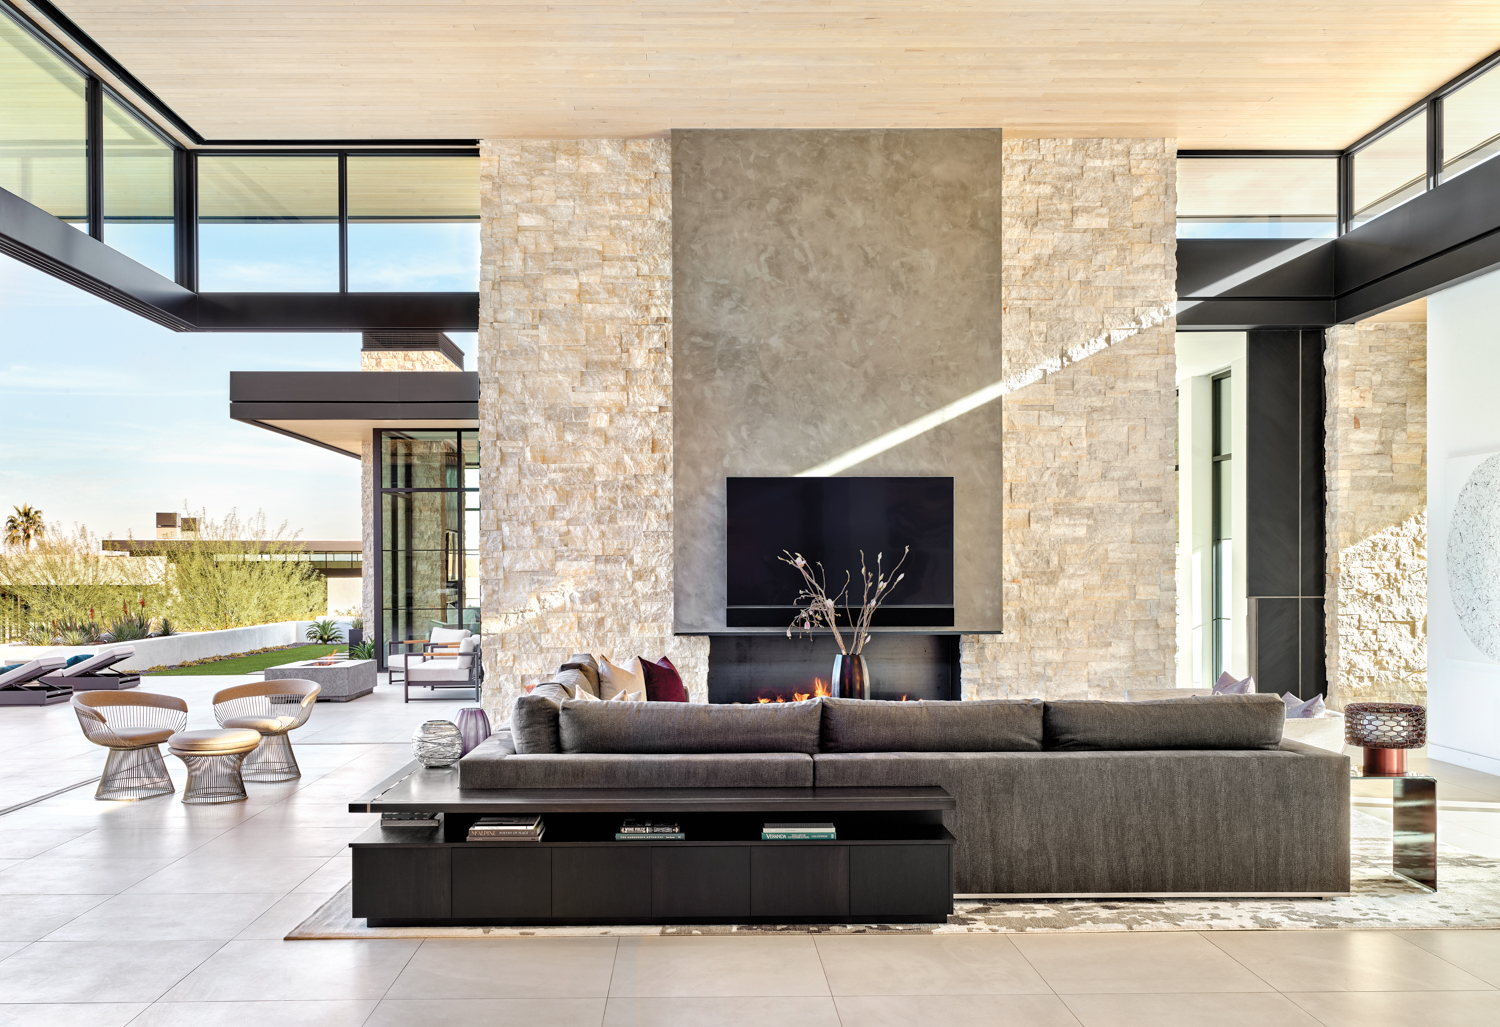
[1344,701,1426,775]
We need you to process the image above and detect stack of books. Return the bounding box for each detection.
[467,815,545,842]
[381,811,440,829]
[762,822,836,841]
[616,819,685,841]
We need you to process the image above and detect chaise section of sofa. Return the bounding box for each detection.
[813,739,1349,894]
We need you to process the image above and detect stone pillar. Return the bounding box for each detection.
[1325,321,1427,706]
[961,138,1179,699]
[360,350,459,372]
[361,440,375,629]
[478,138,708,717]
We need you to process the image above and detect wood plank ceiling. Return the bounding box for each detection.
[26,1,1500,148]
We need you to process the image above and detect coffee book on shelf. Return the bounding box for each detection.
[468,815,544,842]
[615,831,686,841]
[762,822,836,840]
[618,819,681,835]
[382,811,440,827]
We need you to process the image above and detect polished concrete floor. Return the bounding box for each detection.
[2,679,1499,1026]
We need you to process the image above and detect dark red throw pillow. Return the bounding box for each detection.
[639,656,688,702]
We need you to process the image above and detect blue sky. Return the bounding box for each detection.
[0,253,474,542]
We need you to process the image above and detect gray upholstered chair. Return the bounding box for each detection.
[212,679,320,781]
[72,690,188,800]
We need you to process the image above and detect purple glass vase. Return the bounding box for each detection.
[455,707,492,756]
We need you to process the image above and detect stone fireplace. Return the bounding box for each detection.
[707,634,959,704]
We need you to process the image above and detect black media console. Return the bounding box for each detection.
[349,764,956,926]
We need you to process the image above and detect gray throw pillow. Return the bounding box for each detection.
[559,698,822,754]
[511,693,563,754]
[555,667,597,698]
[820,697,1044,753]
[561,654,600,692]
[1043,694,1286,751]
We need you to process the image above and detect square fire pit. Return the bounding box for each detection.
[262,657,377,702]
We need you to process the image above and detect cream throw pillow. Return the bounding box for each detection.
[572,687,601,702]
[598,655,646,700]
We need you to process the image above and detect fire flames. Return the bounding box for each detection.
[757,677,834,703]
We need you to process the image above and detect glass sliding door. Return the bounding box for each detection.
[377,429,480,665]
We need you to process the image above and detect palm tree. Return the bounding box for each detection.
[4,505,44,551]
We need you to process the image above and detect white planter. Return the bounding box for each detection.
[0,621,306,673]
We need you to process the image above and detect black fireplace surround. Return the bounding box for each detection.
[707,634,958,704]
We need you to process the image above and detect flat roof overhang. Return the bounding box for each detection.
[230,371,479,458]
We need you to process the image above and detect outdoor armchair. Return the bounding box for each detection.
[212,678,321,781]
[72,690,188,800]
[402,635,481,702]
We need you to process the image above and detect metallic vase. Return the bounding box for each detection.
[831,653,869,700]
[412,720,463,767]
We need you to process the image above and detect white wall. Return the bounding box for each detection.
[1175,332,1249,687]
[0,617,363,673]
[1427,267,1500,773]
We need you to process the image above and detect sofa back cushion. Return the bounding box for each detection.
[558,699,823,754]
[820,697,1044,753]
[511,690,566,754]
[1043,694,1286,751]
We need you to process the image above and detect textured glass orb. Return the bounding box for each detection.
[413,719,463,767]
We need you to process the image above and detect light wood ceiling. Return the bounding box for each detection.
[27,2,1500,148]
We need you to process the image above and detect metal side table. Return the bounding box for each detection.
[1352,768,1436,891]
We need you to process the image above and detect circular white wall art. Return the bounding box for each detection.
[1448,453,1500,661]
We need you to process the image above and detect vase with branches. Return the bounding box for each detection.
[779,547,907,699]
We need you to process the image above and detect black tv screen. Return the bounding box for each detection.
[726,477,955,627]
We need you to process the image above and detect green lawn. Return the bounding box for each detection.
[146,644,347,676]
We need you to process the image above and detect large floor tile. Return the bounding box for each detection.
[833,994,1078,1027]
[604,996,841,1027]
[234,889,338,940]
[130,1000,377,1027]
[190,826,358,860]
[815,935,1051,995]
[0,940,221,1003]
[1062,991,1322,1026]
[0,857,172,895]
[610,936,829,997]
[0,830,91,859]
[125,855,328,894]
[42,891,281,941]
[386,938,618,999]
[42,830,225,861]
[1011,932,1272,994]
[0,1004,148,1027]
[1396,930,1500,987]
[1286,990,1500,1026]
[368,998,606,1027]
[1206,930,1496,992]
[162,939,419,1001]
[0,893,111,941]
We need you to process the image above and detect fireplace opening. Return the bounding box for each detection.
[707,634,958,703]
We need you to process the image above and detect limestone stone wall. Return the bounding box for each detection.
[360,350,459,372]
[477,138,708,717]
[960,138,1178,700]
[477,135,1177,711]
[361,441,374,626]
[1325,321,1427,706]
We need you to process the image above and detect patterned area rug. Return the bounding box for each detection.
[289,811,1500,939]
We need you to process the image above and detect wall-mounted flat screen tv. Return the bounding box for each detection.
[725,476,955,628]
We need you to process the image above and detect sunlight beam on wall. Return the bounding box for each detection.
[796,303,1176,477]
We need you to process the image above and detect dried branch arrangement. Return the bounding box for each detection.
[779,546,908,655]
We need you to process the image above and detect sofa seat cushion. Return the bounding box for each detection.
[821,697,1043,752]
[1043,694,1286,751]
[458,751,814,789]
[813,745,1349,894]
[558,698,822,754]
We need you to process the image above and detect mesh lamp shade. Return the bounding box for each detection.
[1345,702,1427,775]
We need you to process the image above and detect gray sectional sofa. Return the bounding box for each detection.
[461,688,1351,896]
